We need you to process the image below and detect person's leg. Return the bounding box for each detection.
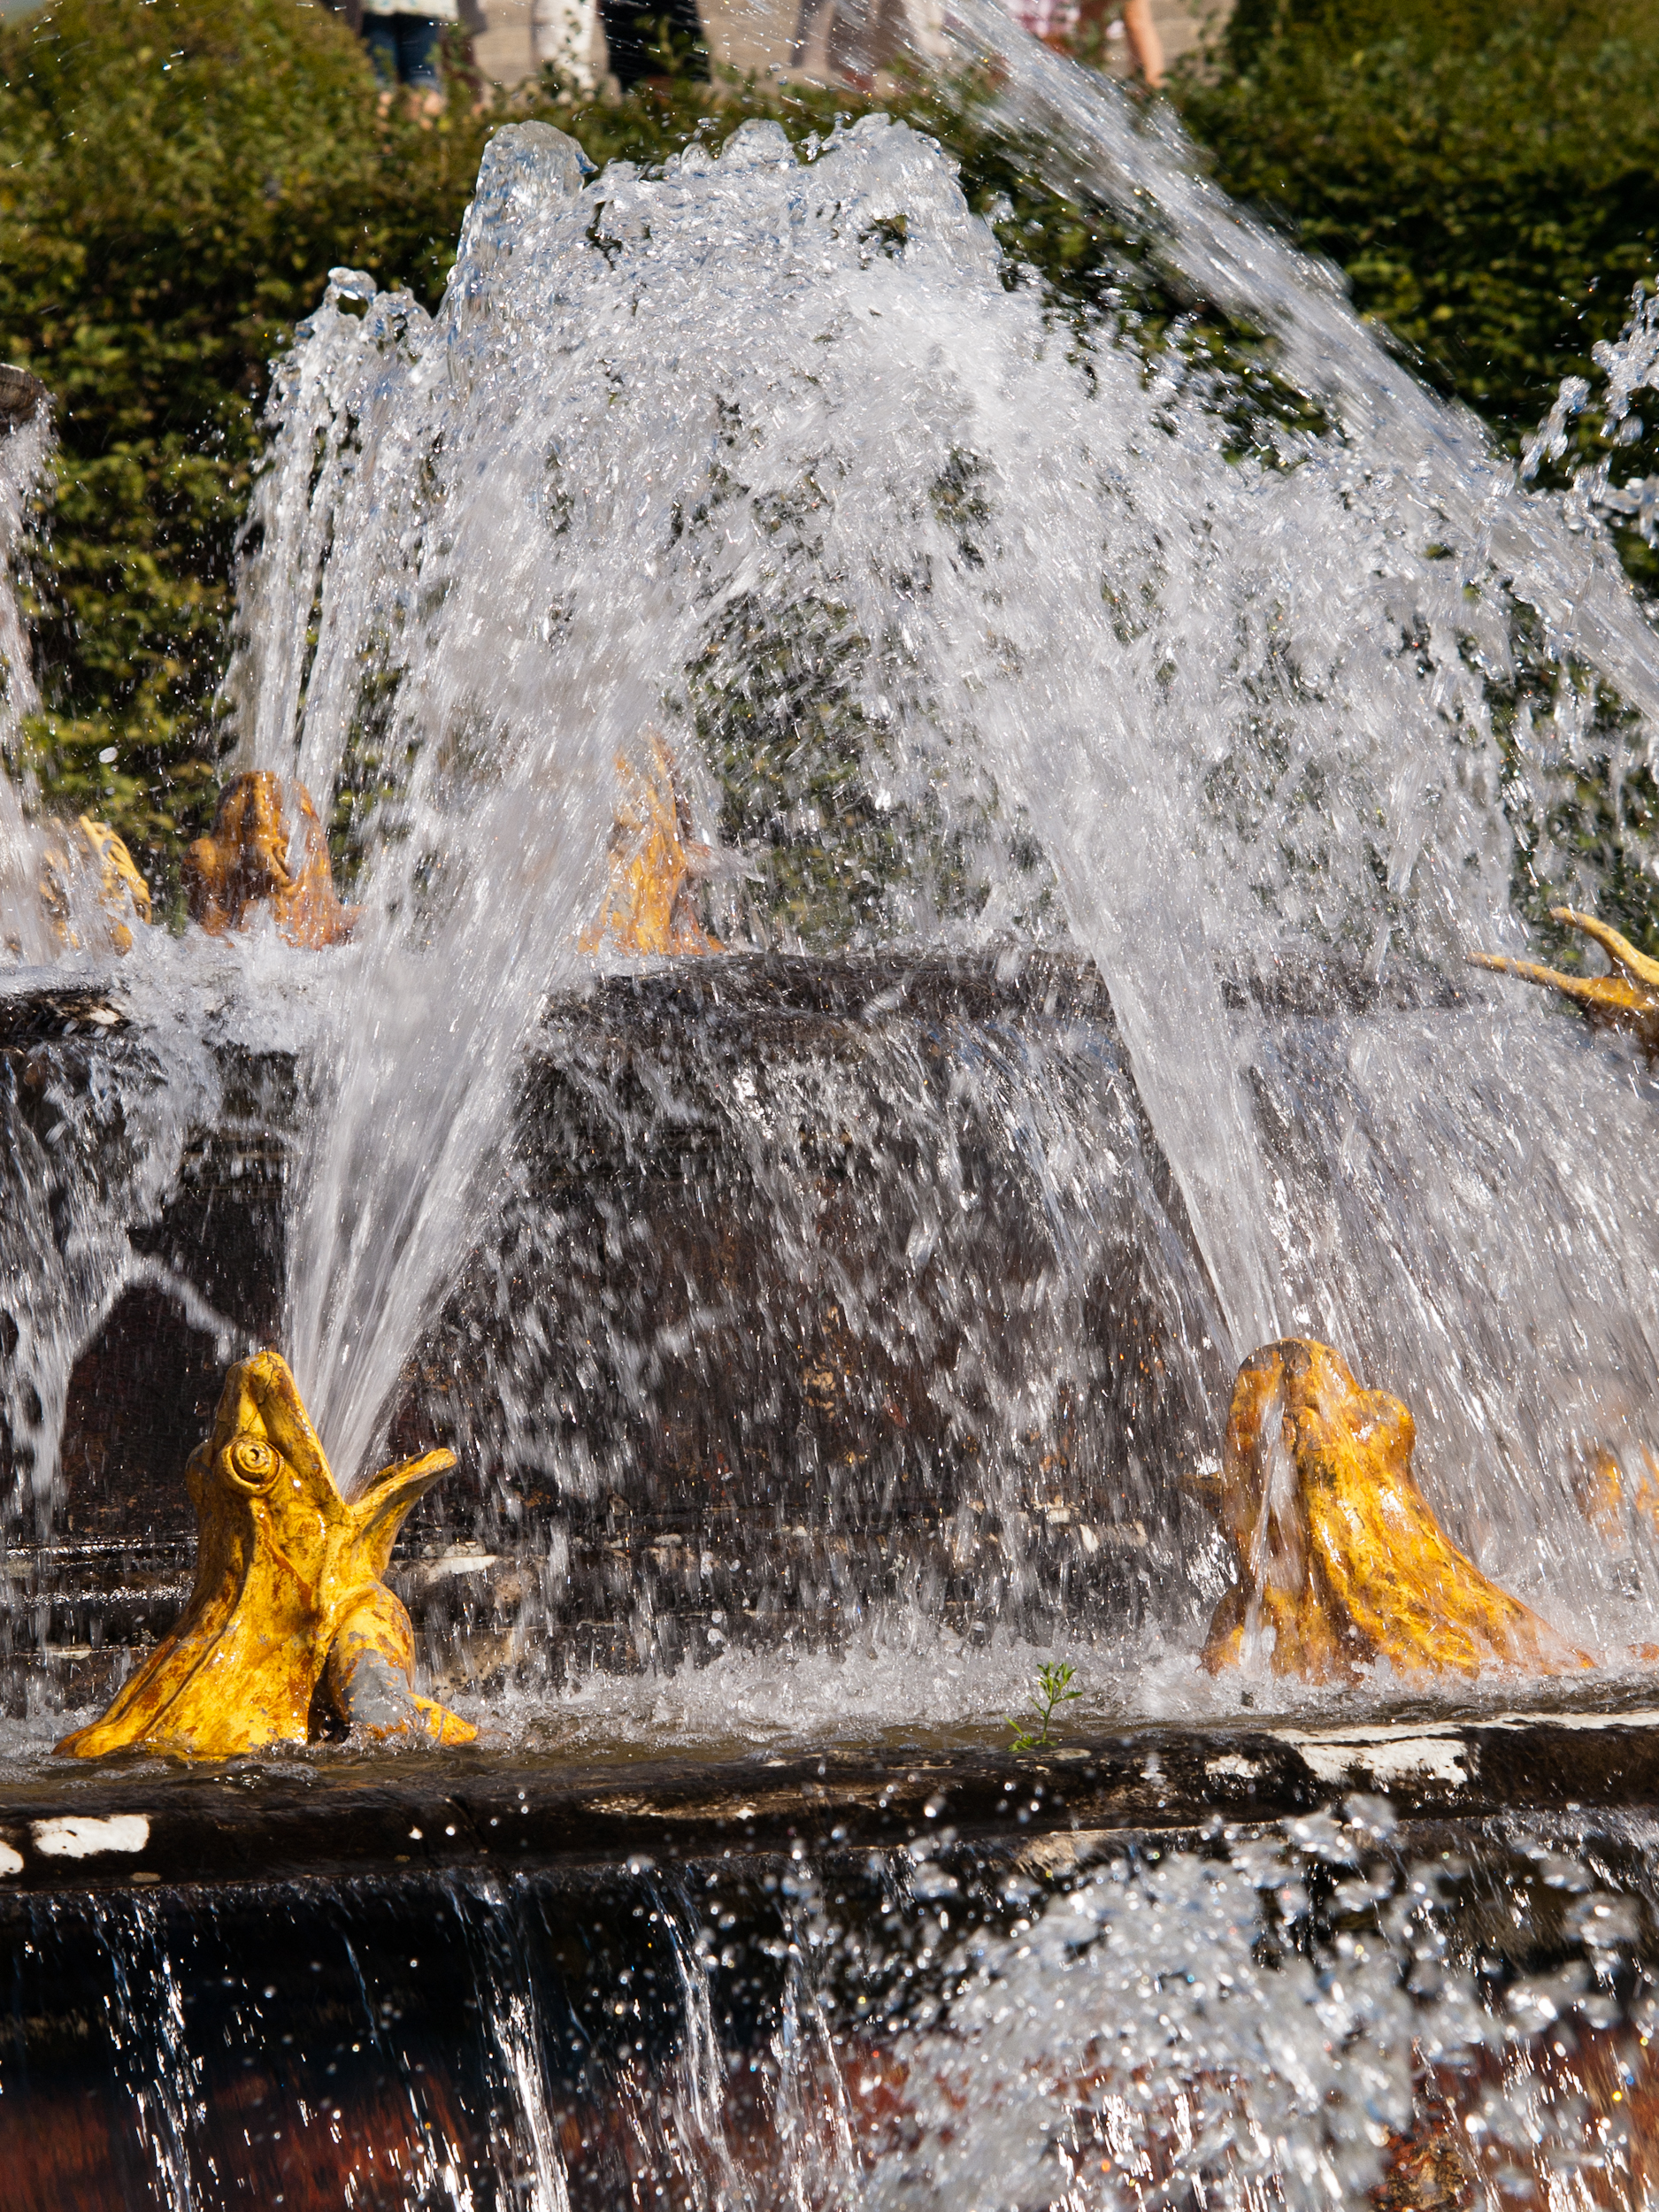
[533,0,598,89]
[1119,0,1164,86]
[361,13,401,88]
[664,0,706,70]
[598,0,704,87]
[395,14,447,111]
[826,0,876,88]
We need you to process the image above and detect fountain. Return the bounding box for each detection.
[7,2,1659,2198]
[1201,1337,1592,1683]
[180,772,359,949]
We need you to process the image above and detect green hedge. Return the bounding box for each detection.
[1171,0,1659,958]
[0,0,797,879]
[0,0,1180,890]
[1174,0,1659,539]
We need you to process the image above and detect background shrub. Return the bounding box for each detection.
[1175,0,1659,546]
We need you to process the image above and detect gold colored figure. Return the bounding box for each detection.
[182,772,358,949]
[38,815,153,955]
[57,1351,474,1758]
[1577,1442,1659,1549]
[1202,1337,1592,1682]
[580,730,721,957]
[1471,906,1659,1058]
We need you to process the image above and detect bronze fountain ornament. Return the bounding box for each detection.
[56,796,1645,1762]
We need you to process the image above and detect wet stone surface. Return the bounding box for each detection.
[4,1740,1659,2210]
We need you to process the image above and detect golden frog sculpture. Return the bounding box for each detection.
[182,771,357,949]
[57,1350,474,1757]
[1471,906,1659,1058]
[1202,1337,1592,1682]
[580,729,722,958]
[38,815,153,955]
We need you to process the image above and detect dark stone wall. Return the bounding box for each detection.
[0,955,1233,1711]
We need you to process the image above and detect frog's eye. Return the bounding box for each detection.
[227,1438,280,1494]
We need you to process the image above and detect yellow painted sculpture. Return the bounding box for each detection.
[57,1350,474,1758]
[39,815,153,955]
[1578,1442,1659,1548]
[580,729,722,957]
[1471,906,1659,1058]
[1202,1337,1592,1682]
[182,771,357,949]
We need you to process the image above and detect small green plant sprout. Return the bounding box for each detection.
[1008,1660,1082,1753]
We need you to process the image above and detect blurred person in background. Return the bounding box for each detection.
[1009,0,1164,83]
[532,0,600,89]
[593,0,708,88]
[793,0,941,92]
[359,0,458,114]
[802,0,1160,91]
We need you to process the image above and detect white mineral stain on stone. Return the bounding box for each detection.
[1286,1732,1468,1788]
[1206,1753,1263,1781]
[0,1840,22,1876]
[30,1813,150,1858]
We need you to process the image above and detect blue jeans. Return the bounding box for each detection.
[363,14,444,89]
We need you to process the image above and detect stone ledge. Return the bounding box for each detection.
[4,1704,1657,1896]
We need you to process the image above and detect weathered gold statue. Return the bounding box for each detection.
[580,729,722,957]
[38,814,152,955]
[182,771,357,949]
[1202,1337,1592,1681]
[57,1351,474,1758]
[1471,906,1659,1058]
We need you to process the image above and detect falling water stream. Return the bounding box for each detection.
[18,1811,1659,2209]
[4,13,1659,1669]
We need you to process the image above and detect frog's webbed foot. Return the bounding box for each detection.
[321,1583,477,1747]
[1470,907,1659,1056]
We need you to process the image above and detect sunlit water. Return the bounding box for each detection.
[224,88,1659,1647]
[0,396,61,967]
[15,1799,1659,2209]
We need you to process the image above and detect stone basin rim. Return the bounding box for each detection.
[0,1709,1657,1895]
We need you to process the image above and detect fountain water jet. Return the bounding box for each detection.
[190,98,1659,1678]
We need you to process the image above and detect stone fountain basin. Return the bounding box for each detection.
[2,951,1236,1720]
[4,1709,1659,2212]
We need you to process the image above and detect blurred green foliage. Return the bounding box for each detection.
[1172,0,1659,957]
[0,0,815,882]
[0,0,480,871]
[0,0,1193,897]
